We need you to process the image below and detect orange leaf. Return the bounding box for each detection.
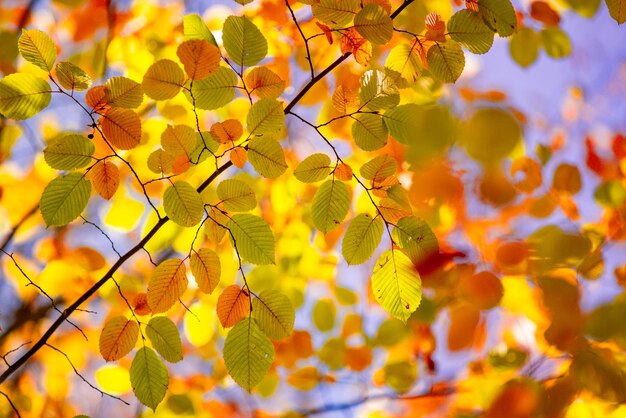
[344,346,372,371]
[530,1,560,26]
[340,28,371,67]
[216,284,250,328]
[315,22,333,45]
[133,293,151,316]
[447,303,480,351]
[210,119,243,144]
[86,85,110,114]
[246,67,286,99]
[100,108,142,150]
[172,154,191,175]
[90,160,120,200]
[176,39,221,80]
[363,0,391,14]
[456,271,504,310]
[99,316,139,361]
[424,12,446,42]
[335,163,353,181]
[331,85,359,115]
[230,147,247,168]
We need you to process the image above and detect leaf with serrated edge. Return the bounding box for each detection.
[247,138,287,179]
[130,347,168,411]
[90,160,120,200]
[146,316,183,363]
[40,173,91,227]
[311,180,350,234]
[342,214,384,265]
[184,67,237,110]
[105,76,143,108]
[163,181,203,227]
[0,73,51,120]
[223,318,274,392]
[252,290,295,340]
[372,250,422,322]
[217,178,256,212]
[223,15,268,66]
[18,29,56,71]
[142,59,185,100]
[147,259,188,313]
[56,61,91,91]
[294,153,332,183]
[43,134,95,170]
[190,248,221,294]
[217,285,251,328]
[228,213,275,265]
[99,316,139,361]
[395,216,439,265]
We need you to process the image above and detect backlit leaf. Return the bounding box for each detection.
[475,0,517,37]
[217,285,250,328]
[395,216,439,266]
[541,27,572,59]
[130,347,168,411]
[104,76,143,109]
[231,147,247,168]
[185,67,237,110]
[510,27,540,67]
[43,134,95,170]
[161,124,196,158]
[427,41,465,83]
[342,214,384,265]
[228,213,275,264]
[246,67,286,99]
[56,61,91,91]
[176,39,221,80]
[294,153,332,183]
[146,316,183,363]
[371,250,422,322]
[247,137,288,178]
[360,155,397,181]
[163,180,204,227]
[359,70,399,111]
[89,160,120,200]
[18,29,56,72]
[223,318,274,392]
[312,0,359,27]
[40,172,91,227]
[183,14,218,45]
[223,15,268,67]
[384,42,423,88]
[448,9,495,55]
[332,85,360,114]
[147,258,188,314]
[606,0,626,24]
[147,149,174,174]
[352,113,388,151]
[0,73,51,120]
[100,108,142,150]
[252,290,295,340]
[311,180,350,234]
[99,316,139,361]
[211,119,243,144]
[354,4,392,45]
[247,98,285,136]
[217,178,256,212]
[190,248,221,294]
[142,59,185,100]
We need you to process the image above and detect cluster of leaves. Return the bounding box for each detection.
[0,0,625,416]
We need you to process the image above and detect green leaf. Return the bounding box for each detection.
[354,4,392,45]
[509,27,540,68]
[217,178,256,212]
[0,73,51,120]
[383,103,420,145]
[541,27,572,59]
[161,124,196,158]
[395,216,439,266]
[40,172,91,227]
[224,318,274,392]
[294,153,332,183]
[105,76,144,108]
[476,0,517,37]
[605,0,625,23]
[371,250,422,322]
[448,9,495,55]
[147,258,188,314]
[142,59,185,101]
[56,61,91,91]
[130,347,169,411]
[359,70,399,111]
[43,134,95,170]
[146,316,183,363]
[311,0,359,27]
[594,181,626,208]
[228,213,275,265]
[384,42,423,88]
[18,29,56,71]
[247,98,285,136]
[247,137,288,179]
[185,66,237,110]
[190,248,221,294]
[313,299,336,332]
[351,113,388,151]
[426,41,465,83]
[342,214,384,265]
[183,14,218,46]
[311,180,350,234]
[163,180,204,227]
[360,155,397,181]
[223,15,268,67]
[252,290,295,340]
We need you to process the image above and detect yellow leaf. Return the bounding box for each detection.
[99,316,139,361]
[147,258,188,314]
